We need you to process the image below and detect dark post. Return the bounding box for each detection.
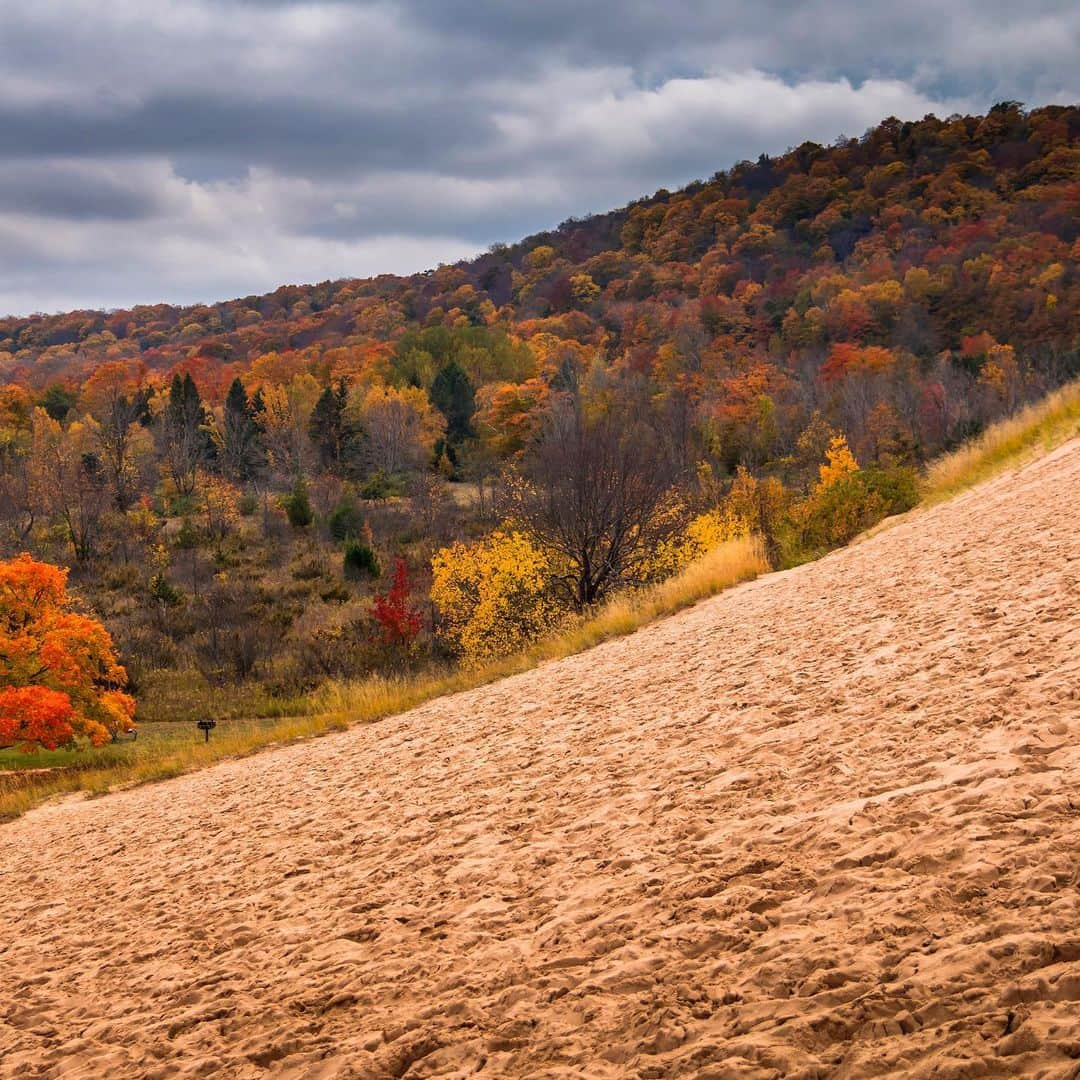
[196,719,217,743]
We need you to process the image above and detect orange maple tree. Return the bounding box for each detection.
[0,554,135,751]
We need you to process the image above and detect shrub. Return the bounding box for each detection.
[328,493,365,541]
[119,625,179,680]
[799,471,886,549]
[281,476,314,528]
[296,618,373,681]
[798,459,918,551]
[722,466,795,567]
[430,531,562,666]
[343,539,380,581]
[148,572,183,606]
[291,557,327,581]
[359,471,404,501]
[174,516,199,550]
[863,465,920,515]
[371,558,423,651]
[642,489,763,580]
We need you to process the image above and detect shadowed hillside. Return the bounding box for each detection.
[2,438,1077,1078]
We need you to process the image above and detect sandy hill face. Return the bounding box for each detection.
[2,443,1079,1080]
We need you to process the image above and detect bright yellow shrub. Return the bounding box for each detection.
[641,488,755,581]
[430,531,563,667]
[816,434,859,490]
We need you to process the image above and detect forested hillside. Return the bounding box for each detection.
[0,102,1077,726]
[5,103,1079,437]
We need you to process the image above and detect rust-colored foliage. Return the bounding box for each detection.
[0,554,135,751]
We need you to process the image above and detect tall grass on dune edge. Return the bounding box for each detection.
[923,379,1080,503]
[319,534,768,716]
[0,536,767,821]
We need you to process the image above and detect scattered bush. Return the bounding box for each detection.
[328,493,365,541]
[320,584,352,604]
[360,471,392,501]
[343,539,380,581]
[291,557,327,581]
[282,476,314,528]
[799,471,888,549]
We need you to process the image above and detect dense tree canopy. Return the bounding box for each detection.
[0,104,1075,473]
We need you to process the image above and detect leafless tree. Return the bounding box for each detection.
[361,394,428,477]
[500,391,687,608]
[457,439,500,522]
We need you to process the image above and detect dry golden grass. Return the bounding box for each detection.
[317,535,767,716]
[923,379,1080,502]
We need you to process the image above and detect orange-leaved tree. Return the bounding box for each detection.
[0,554,135,751]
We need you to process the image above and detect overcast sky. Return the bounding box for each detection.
[1,1,1077,316]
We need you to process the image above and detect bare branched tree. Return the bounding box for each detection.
[500,390,687,608]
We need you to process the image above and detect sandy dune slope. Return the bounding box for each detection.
[2,442,1079,1080]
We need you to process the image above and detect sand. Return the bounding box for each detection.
[1,440,1078,1079]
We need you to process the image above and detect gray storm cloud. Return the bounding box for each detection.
[0,0,1076,314]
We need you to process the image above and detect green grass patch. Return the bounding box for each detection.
[0,715,316,821]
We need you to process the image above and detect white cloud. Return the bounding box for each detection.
[0,162,481,314]
[494,70,972,167]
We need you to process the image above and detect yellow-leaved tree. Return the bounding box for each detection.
[816,434,860,489]
[799,434,884,548]
[430,531,561,667]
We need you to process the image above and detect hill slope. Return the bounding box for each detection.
[1,105,1078,730]
[2,104,1078,474]
[2,440,1079,1078]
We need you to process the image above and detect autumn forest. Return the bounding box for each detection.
[2,102,1079,745]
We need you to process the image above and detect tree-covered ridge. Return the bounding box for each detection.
[3,104,1077,421]
[0,103,1077,723]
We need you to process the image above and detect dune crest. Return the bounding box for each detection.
[2,442,1079,1078]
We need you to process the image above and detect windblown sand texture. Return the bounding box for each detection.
[2,442,1079,1079]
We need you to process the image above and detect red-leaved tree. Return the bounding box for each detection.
[371,557,422,650]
